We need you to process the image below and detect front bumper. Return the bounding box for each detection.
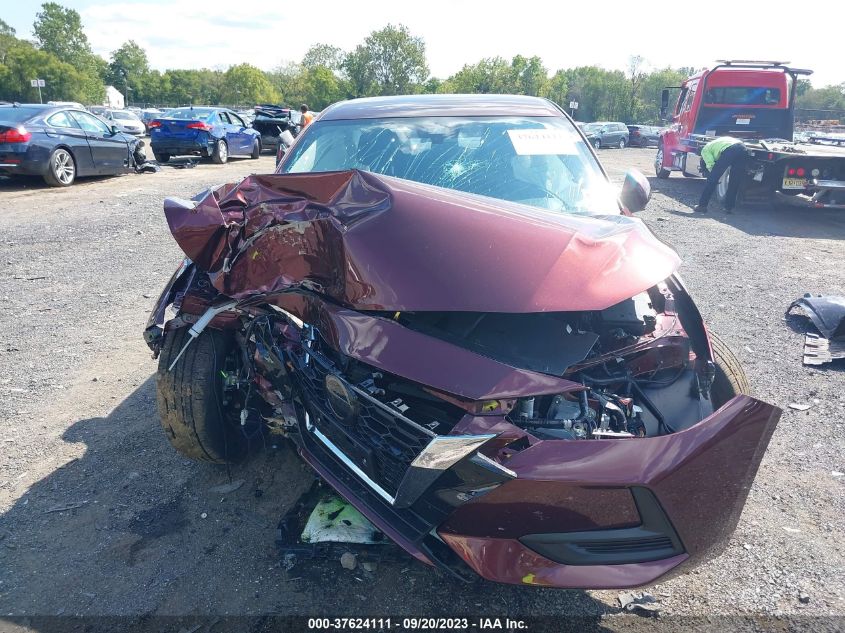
[436,395,780,587]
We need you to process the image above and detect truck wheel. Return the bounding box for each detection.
[715,166,731,205]
[709,332,751,407]
[153,152,170,163]
[654,146,670,179]
[211,139,228,164]
[156,326,248,463]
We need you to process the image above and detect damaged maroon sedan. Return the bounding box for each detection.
[145,95,781,589]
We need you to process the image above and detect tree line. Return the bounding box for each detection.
[2,3,844,124]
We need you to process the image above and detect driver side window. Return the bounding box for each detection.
[69,111,111,134]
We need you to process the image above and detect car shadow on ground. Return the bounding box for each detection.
[648,175,845,241]
[0,376,618,628]
[0,174,124,192]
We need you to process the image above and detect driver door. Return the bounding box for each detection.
[68,111,129,173]
[226,111,251,154]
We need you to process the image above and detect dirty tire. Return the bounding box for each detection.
[211,139,228,164]
[655,145,670,179]
[43,148,76,187]
[710,331,751,406]
[154,152,170,163]
[250,139,260,159]
[156,327,247,463]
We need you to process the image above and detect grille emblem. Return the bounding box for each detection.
[324,374,357,424]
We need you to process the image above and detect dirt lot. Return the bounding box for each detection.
[0,147,843,631]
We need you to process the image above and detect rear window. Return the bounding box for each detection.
[704,87,781,105]
[163,108,213,120]
[0,106,43,123]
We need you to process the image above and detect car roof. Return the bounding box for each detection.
[0,103,56,111]
[319,94,563,120]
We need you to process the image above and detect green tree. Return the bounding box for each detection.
[0,18,16,65]
[302,66,344,109]
[302,44,344,72]
[0,38,91,102]
[33,2,93,68]
[342,45,376,97]
[443,57,512,94]
[31,2,104,103]
[510,55,546,96]
[108,40,149,86]
[635,67,690,122]
[219,63,280,105]
[342,24,428,97]
[541,69,568,108]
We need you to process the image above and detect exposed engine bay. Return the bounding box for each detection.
[186,274,718,455]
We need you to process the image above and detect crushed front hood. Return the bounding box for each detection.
[164,170,680,312]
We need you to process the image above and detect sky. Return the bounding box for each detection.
[3,0,844,88]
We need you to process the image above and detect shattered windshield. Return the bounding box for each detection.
[281,116,618,215]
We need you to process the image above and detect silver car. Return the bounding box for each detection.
[103,109,146,136]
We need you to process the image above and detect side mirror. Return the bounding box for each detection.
[110,125,119,135]
[620,168,651,212]
[659,89,670,121]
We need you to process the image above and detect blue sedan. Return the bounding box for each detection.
[149,107,261,164]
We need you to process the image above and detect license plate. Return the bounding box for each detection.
[782,177,807,189]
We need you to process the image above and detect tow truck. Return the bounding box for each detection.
[655,60,845,209]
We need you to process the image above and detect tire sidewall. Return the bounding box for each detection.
[46,148,76,187]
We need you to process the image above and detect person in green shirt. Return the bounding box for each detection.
[694,137,750,213]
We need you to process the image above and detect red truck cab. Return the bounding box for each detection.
[656,61,805,178]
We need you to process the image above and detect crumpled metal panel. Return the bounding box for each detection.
[787,295,845,341]
[163,170,681,313]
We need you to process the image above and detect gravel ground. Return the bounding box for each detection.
[0,147,843,631]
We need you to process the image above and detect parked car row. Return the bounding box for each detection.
[575,121,664,149]
[0,102,283,187]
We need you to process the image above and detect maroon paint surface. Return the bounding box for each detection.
[436,395,780,586]
[164,170,681,313]
[439,532,689,589]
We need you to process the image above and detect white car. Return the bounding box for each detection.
[103,109,146,136]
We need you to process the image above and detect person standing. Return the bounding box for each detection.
[300,104,314,129]
[694,137,750,213]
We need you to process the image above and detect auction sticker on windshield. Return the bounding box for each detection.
[507,129,577,155]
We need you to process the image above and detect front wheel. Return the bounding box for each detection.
[250,138,260,159]
[618,138,627,149]
[593,138,601,150]
[709,332,751,406]
[43,148,76,187]
[654,146,670,179]
[156,327,248,463]
[211,139,228,164]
